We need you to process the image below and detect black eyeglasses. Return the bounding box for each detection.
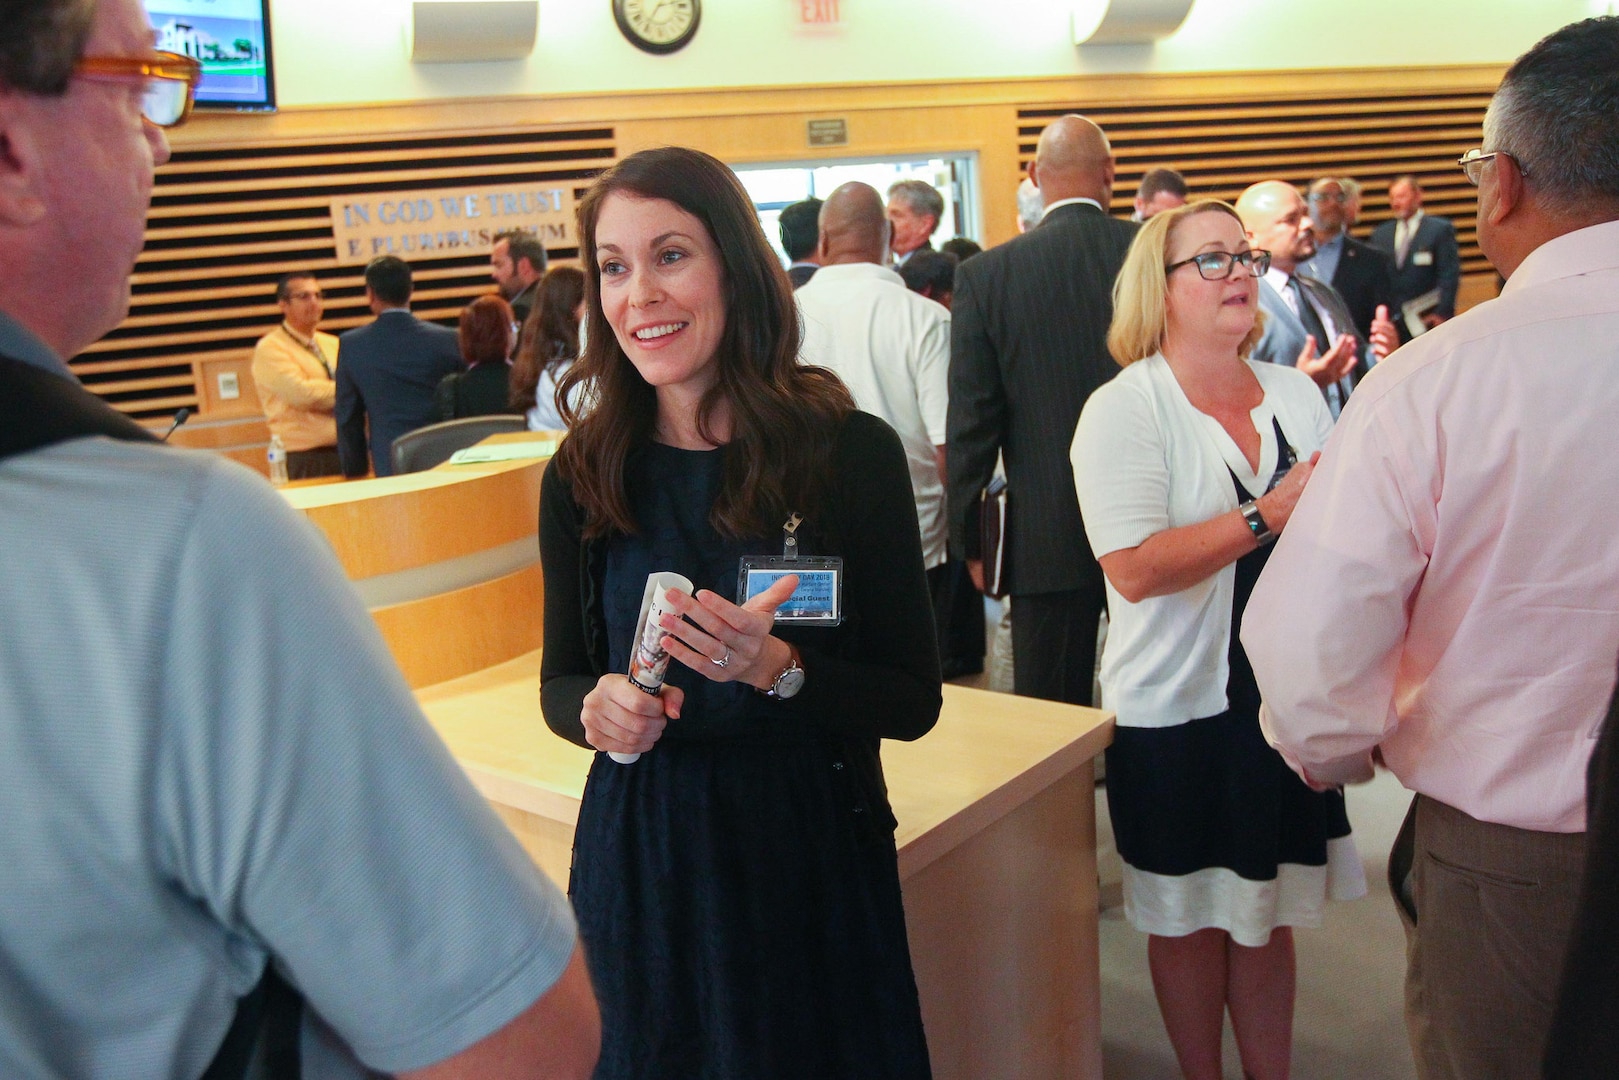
[1308,192,1347,205]
[1458,148,1531,187]
[1166,249,1271,281]
[72,51,201,128]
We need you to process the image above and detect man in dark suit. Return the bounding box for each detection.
[1238,180,1398,418]
[778,197,822,289]
[1305,176,1396,341]
[491,229,547,325]
[947,114,1137,706]
[336,256,461,477]
[887,180,943,266]
[1369,175,1461,340]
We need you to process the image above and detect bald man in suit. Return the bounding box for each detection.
[947,114,1137,706]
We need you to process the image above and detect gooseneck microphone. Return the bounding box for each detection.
[161,407,192,442]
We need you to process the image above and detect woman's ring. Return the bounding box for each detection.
[711,646,732,668]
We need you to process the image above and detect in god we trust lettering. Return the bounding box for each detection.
[330,185,575,266]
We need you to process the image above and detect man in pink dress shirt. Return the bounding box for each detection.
[1241,17,1619,1080]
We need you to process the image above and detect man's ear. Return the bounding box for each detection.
[0,93,48,229]
[1025,161,1040,191]
[1486,156,1526,227]
[816,231,831,262]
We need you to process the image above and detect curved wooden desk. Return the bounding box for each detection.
[280,448,549,688]
[284,445,1113,1080]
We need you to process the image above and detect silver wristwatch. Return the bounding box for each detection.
[1239,499,1275,545]
[764,643,805,700]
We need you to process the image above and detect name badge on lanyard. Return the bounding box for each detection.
[737,512,844,625]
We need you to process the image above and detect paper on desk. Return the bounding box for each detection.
[447,439,560,464]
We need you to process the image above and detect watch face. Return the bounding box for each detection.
[774,666,806,700]
[613,0,700,55]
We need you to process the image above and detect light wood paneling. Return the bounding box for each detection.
[85,126,614,420]
[101,63,1506,428]
[903,768,1100,1080]
[1021,88,1496,286]
[196,356,261,418]
[160,414,269,449]
[372,562,543,689]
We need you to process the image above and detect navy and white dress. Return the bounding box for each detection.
[1071,353,1366,945]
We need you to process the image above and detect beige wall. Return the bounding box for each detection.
[263,0,1602,108]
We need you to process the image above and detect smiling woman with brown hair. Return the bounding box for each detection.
[1072,200,1366,1080]
[540,146,940,1079]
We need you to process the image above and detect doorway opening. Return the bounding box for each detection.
[732,155,979,266]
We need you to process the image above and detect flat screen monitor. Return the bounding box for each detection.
[144,0,275,112]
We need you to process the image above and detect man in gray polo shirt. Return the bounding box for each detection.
[0,2,598,1076]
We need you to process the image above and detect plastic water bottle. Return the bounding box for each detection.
[267,434,289,486]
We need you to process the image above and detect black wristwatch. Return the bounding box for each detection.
[763,643,805,700]
[1239,499,1275,545]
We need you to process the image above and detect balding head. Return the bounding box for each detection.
[1236,181,1315,273]
[1029,115,1115,208]
[817,182,890,266]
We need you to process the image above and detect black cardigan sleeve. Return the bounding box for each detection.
[538,460,598,749]
[536,412,943,750]
[776,411,942,743]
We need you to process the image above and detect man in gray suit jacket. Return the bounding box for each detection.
[947,115,1137,706]
[1237,181,1398,417]
[336,256,462,477]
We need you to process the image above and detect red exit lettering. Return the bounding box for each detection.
[800,0,839,24]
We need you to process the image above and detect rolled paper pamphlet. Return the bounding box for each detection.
[611,571,695,764]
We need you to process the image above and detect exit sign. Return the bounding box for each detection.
[800,0,840,24]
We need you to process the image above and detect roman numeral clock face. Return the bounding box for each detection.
[613,0,701,55]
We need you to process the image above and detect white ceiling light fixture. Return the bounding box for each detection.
[408,0,539,63]
[1072,0,1195,45]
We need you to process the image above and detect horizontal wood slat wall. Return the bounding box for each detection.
[1019,89,1494,277]
[104,64,1503,433]
[87,126,614,420]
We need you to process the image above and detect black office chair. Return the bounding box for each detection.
[390,415,528,475]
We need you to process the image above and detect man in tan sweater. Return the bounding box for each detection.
[251,271,341,478]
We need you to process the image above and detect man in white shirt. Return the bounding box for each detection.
[1237,180,1397,417]
[796,183,963,665]
[1244,17,1619,1079]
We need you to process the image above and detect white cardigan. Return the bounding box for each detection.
[1071,353,1333,728]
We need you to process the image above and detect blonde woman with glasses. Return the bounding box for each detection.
[1072,200,1366,1080]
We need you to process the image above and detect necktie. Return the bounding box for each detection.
[1395,219,1411,268]
[1287,276,1331,350]
[1287,277,1352,412]
[309,338,332,379]
[285,325,332,379]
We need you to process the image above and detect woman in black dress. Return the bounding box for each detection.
[539,146,940,1079]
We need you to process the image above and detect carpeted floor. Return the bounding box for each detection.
[1096,769,1419,1079]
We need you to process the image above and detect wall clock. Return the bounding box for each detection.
[613,0,701,55]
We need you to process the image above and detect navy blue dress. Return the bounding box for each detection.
[542,417,939,1080]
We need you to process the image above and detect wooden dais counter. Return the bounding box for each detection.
[283,440,1113,1080]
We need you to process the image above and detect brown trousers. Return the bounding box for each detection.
[1389,795,1586,1080]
